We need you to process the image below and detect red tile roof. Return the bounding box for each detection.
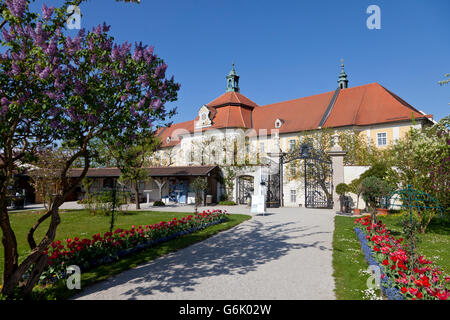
[207,91,259,109]
[252,90,335,133]
[156,119,195,147]
[157,82,432,147]
[322,83,427,128]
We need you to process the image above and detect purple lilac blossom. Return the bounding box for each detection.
[6,0,26,18]
[41,4,54,20]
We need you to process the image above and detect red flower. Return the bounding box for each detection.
[401,287,407,294]
[409,288,418,296]
[382,259,389,266]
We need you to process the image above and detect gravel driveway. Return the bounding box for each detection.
[73,206,336,300]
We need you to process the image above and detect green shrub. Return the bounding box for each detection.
[153,200,165,206]
[82,190,129,216]
[360,176,395,223]
[336,183,349,196]
[218,200,237,206]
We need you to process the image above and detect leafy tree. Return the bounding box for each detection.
[295,130,334,207]
[337,129,386,166]
[390,115,450,216]
[191,176,208,214]
[0,1,179,297]
[360,176,395,223]
[336,182,349,212]
[359,161,398,187]
[348,178,362,209]
[27,149,69,210]
[335,183,349,196]
[107,135,161,209]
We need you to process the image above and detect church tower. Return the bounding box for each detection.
[226,63,240,92]
[338,60,349,89]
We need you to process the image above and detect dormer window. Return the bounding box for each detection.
[166,137,171,143]
[195,105,212,128]
[275,118,284,129]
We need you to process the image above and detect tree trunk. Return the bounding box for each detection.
[1,199,19,294]
[371,207,377,224]
[1,203,61,296]
[1,151,90,297]
[155,178,166,202]
[22,253,48,298]
[135,181,140,210]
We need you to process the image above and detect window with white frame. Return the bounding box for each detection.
[377,132,387,146]
[290,190,296,203]
[259,142,265,153]
[289,139,296,151]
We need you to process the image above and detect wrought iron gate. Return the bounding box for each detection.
[263,143,333,209]
[260,156,282,208]
[304,157,333,208]
[266,170,281,208]
[238,176,254,205]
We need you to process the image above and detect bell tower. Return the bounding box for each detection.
[226,63,240,92]
[337,59,349,89]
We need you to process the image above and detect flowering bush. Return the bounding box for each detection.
[39,210,228,282]
[354,215,450,300]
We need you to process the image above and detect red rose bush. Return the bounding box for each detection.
[354,215,449,300]
[38,210,228,283]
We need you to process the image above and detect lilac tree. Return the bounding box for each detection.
[0,1,179,297]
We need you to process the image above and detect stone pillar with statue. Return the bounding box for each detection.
[327,134,347,212]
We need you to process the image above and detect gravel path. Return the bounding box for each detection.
[73,207,336,300]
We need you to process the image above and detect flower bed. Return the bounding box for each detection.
[354,215,450,300]
[39,210,228,283]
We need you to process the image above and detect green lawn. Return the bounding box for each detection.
[332,215,372,300]
[0,209,251,299]
[332,213,450,300]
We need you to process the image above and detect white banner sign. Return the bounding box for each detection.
[251,195,266,215]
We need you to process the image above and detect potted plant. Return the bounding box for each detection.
[335,183,349,213]
[348,178,362,215]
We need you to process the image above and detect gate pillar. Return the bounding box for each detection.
[327,135,347,212]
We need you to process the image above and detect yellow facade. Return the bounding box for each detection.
[361,122,418,148]
[369,127,393,148]
[398,124,413,140]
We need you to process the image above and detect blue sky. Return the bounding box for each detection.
[31,0,449,123]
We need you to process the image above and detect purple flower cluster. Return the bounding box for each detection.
[111,42,132,62]
[5,0,27,18]
[1,2,180,166]
[41,4,54,21]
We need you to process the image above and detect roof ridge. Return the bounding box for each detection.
[378,83,424,115]
[239,105,248,128]
[261,89,335,108]
[319,88,340,127]
[261,82,382,109]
